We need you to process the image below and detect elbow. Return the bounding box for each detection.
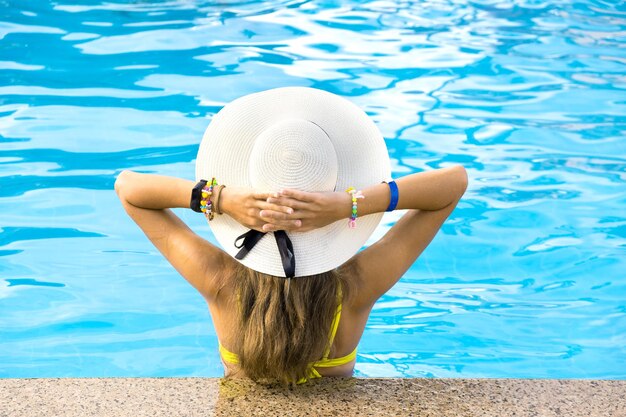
[453,165,468,199]
[114,170,132,199]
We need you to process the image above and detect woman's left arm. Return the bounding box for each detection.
[114,170,298,300]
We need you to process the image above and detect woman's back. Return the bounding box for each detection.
[210,257,370,379]
[207,261,367,379]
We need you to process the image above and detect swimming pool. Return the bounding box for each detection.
[1,0,624,379]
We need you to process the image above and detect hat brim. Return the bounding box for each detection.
[196,87,391,277]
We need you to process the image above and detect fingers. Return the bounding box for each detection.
[259,208,290,221]
[254,188,317,210]
[251,189,318,233]
[253,191,273,200]
[265,196,310,211]
[261,219,302,232]
[254,189,313,201]
[251,192,294,214]
[256,200,295,217]
[259,208,314,221]
[255,189,317,205]
[246,190,315,233]
[278,188,317,202]
[256,196,315,217]
[258,208,304,232]
[259,208,300,225]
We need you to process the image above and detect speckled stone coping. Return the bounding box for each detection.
[1,378,624,417]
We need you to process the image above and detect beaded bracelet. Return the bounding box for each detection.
[200,177,218,221]
[345,187,365,228]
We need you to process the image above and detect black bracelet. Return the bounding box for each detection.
[190,179,208,213]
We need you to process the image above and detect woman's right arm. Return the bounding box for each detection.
[263,165,468,309]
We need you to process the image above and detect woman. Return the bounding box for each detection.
[114,87,467,385]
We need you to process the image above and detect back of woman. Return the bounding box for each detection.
[115,87,467,386]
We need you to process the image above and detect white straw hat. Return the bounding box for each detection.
[195,86,391,277]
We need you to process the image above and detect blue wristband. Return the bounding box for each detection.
[385,180,399,212]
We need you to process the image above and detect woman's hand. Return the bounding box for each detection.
[261,189,350,232]
[219,187,302,232]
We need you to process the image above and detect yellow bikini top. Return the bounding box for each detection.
[219,299,357,384]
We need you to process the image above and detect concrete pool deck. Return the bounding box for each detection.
[1,378,624,416]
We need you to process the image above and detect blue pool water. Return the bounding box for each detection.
[1,0,625,379]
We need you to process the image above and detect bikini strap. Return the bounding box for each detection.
[219,342,240,365]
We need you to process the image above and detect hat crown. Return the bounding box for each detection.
[250,118,338,193]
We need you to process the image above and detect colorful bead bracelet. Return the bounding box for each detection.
[345,187,364,228]
[200,177,218,221]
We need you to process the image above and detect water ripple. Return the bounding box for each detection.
[1,0,625,379]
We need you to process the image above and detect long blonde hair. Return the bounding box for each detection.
[228,261,354,385]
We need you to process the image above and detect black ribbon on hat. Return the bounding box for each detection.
[234,230,296,278]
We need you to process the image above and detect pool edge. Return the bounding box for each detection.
[1,377,624,416]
